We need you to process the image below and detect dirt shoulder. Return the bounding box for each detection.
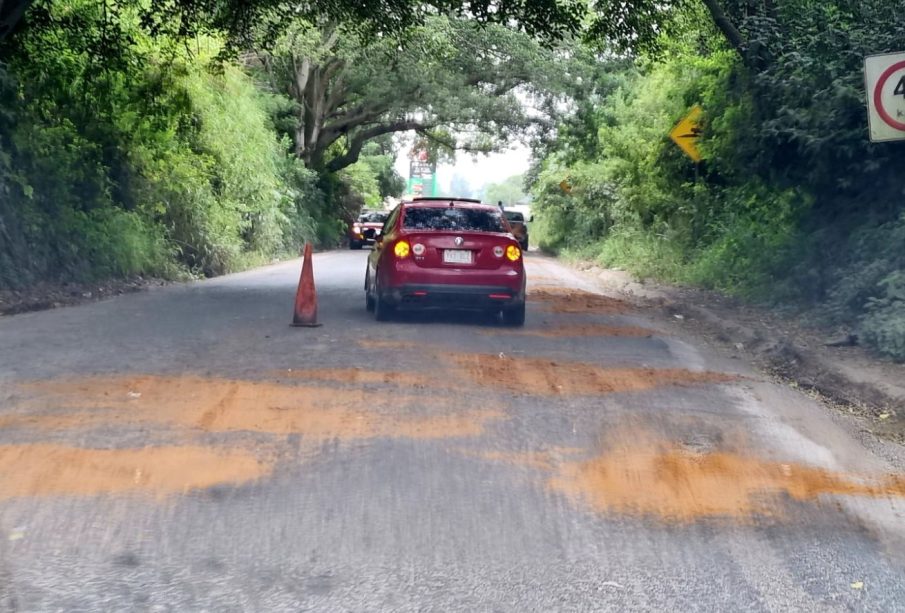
[559,259,905,445]
[0,277,162,316]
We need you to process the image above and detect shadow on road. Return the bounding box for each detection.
[378,308,508,328]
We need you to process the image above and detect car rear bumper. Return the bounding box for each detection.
[384,283,525,311]
[350,228,382,244]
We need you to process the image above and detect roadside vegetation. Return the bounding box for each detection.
[0,0,569,290]
[2,0,904,360]
[0,1,326,287]
[529,1,905,360]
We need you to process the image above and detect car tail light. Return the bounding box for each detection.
[394,240,411,258]
[493,246,504,258]
[506,245,522,261]
[412,243,425,256]
[352,225,361,233]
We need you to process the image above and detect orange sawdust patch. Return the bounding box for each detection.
[529,286,630,314]
[548,437,905,523]
[481,323,656,338]
[463,447,587,471]
[277,368,449,390]
[8,375,502,440]
[357,339,420,351]
[391,409,504,439]
[447,353,736,396]
[0,443,270,500]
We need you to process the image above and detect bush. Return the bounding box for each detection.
[0,2,323,287]
[861,272,905,361]
[531,19,905,360]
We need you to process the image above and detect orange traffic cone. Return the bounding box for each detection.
[291,243,322,327]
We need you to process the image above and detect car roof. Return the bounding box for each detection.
[403,197,497,211]
[411,196,482,204]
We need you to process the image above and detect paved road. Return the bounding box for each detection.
[1,250,905,612]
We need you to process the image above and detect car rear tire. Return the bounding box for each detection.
[502,302,526,327]
[520,239,529,251]
[365,270,376,312]
[349,240,362,250]
[374,279,394,321]
[375,294,394,321]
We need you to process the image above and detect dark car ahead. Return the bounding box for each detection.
[365,198,526,325]
[348,210,388,249]
[504,210,529,251]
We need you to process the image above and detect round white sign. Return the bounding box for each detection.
[864,52,905,142]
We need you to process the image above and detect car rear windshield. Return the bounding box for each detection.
[402,207,505,232]
[358,212,387,223]
[505,212,524,222]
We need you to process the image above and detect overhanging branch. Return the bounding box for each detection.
[417,130,496,154]
[700,0,746,59]
[326,120,431,172]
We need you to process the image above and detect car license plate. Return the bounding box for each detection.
[443,249,473,264]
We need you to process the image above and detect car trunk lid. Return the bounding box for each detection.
[403,232,514,270]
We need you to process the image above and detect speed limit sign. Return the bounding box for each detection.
[865,51,905,142]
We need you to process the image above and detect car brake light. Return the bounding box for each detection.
[493,246,504,258]
[394,240,411,258]
[352,225,361,233]
[412,243,425,256]
[506,245,521,261]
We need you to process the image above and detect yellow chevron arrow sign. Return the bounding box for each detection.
[669,105,704,162]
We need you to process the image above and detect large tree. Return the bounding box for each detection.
[257,16,571,173]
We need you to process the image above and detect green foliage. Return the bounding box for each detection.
[532,1,905,360]
[134,0,583,53]
[0,0,324,288]
[339,163,382,209]
[862,271,905,362]
[257,16,573,173]
[357,144,405,201]
[484,174,527,207]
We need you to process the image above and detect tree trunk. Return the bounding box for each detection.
[0,0,31,42]
[700,0,746,58]
[291,56,311,158]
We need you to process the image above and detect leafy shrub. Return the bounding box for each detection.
[861,272,905,361]
[531,12,905,360]
[0,1,324,287]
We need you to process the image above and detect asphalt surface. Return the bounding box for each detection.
[1,250,905,612]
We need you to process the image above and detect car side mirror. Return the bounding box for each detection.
[529,215,534,222]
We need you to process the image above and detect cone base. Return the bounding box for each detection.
[291,321,323,328]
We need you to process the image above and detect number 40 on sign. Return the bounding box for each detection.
[864,51,905,143]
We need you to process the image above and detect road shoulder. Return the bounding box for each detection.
[544,255,905,446]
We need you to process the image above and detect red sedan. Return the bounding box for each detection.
[365,198,526,325]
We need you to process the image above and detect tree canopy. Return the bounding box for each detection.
[256,16,573,172]
[485,174,527,206]
[0,0,585,45]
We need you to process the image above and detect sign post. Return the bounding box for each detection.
[864,51,905,143]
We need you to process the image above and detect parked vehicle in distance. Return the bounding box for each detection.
[504,210,529,251]
[348,210,389,249]
[365,197,526,325]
